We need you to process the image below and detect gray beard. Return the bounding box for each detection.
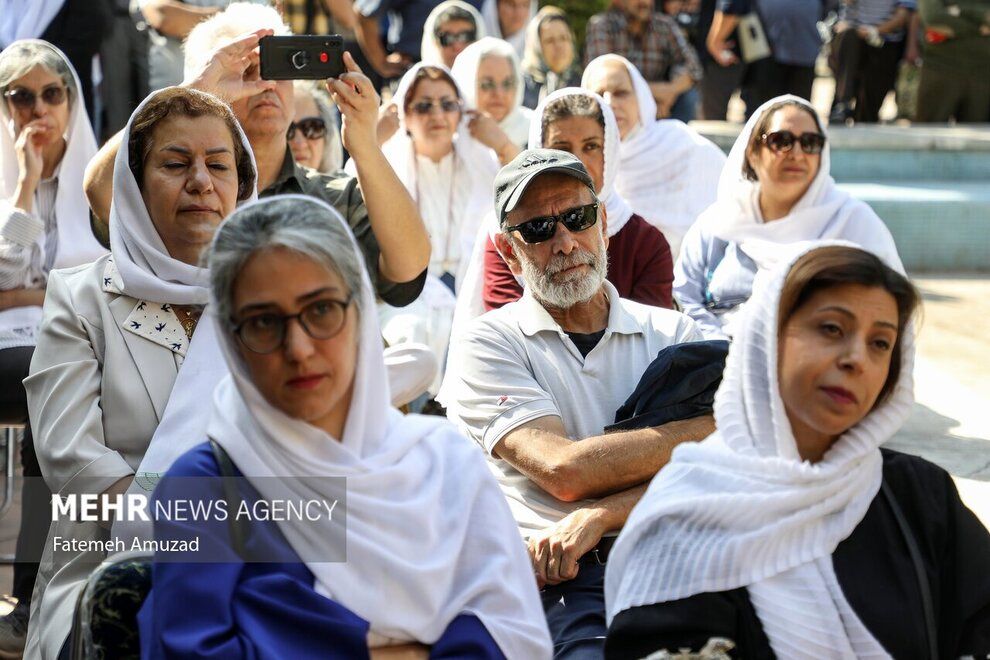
[515,233,609,310]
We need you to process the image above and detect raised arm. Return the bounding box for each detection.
[140,0,220,39]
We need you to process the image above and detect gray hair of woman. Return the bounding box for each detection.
[292,80,344,173]
[0,40,76,119]
[209,197,364,329]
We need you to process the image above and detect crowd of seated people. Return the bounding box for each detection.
[0,1,988,659]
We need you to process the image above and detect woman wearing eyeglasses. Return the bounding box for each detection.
[22,86,256,659]
[288,81,343,174]
[673,95,903,340]
[452,37,534,155]
[420,0,486,69]
[0,39,107,653]
[137,195,553,659]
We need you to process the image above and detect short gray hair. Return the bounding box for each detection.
[184,2,290,78]
[209,198,364,327]
[0,41,76,119]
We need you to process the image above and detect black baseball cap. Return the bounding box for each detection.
[494,149,596,227]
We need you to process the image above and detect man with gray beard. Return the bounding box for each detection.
[443,149,715,659]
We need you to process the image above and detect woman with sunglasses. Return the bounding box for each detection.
[138,195,553,659]
[420,0,486,69]
[452,37,534,155]
[673,95,903,340]
[0,39,107,654]
[289,81,343,174]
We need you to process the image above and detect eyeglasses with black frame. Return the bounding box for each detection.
[232,294,354,354]
[504,202,599,244]
[409,98,462,115]
[3,85,68,110]
[437,30,476,47]
[286,116,327,141]
[760,130,826,155]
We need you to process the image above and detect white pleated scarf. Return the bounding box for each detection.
[480,0,536,59]
[451,36,533,149]
[419,0,487,67]
[205,195,553,658]
[582,54,725,255]
[0,40,107,335]
[699,94,903,273]
[605,240,915,659]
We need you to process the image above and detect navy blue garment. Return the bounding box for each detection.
[353,0,484,60]
[540,561,607,660]
[607,340,729,432]
[138,442,504,659]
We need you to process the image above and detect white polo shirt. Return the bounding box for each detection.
[444,282,703,535]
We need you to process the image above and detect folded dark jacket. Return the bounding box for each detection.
[607,340,729,432]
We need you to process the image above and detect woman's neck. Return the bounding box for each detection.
[414,139,454,164]
[758,189,800,222]
[41,138,66,180]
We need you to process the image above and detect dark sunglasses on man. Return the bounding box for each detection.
[286,116,327,140]
[3,85,67,110]
[437,30,476,47]
[504,202,600,244]
[409,98,462,115]
[760,130,826,155]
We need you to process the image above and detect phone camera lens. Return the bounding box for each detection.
[291,50,310,70]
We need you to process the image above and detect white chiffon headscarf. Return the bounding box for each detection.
[0,40,107,336]
[480,0,536,58]
[451,36,533,149]
[420,0,487,67]
[699,94,903,273]
[606,241,915,659]
[583,54,725,255]
[204,195,553,657]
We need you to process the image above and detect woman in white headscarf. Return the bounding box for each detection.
[480,0,536,59]
[673,95,903,341]
[604,242,990,659]
[420,0,486,69]
[137,195,553,659]
[520,6,582,109]
[452,36,533,150]
[583,54,726,257]
[22,86,256,660]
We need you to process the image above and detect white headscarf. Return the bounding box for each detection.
[420,0,487,67]
[451,36,533,149]
[0,40,106,342]
[529,87,634,236]
[204,195,553,657]
[583,54,725,255]
[606,241,915,659]
[0,2,65,47]
[480,0,536,58]
[699,95,903,272]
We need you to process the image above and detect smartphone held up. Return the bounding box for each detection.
[260,35,345,80]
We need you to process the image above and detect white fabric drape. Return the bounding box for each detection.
[0,2,65,47]
[479,0,536,58]
[605,240,914,659]
[0,40,107,339]
[451,36,533,149]
[420,0,487,67]
[697,94,903,273]
[204,194,553,657]
[583,54,725,255]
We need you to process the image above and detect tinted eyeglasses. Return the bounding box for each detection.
[409,98,462,115]
[760,130,826,155]
[438,30,476,47]
[3,85,67,110]
[479,78,516,93]
[286,117,327,140]
[504,202,599,244]
[232,295,353,354]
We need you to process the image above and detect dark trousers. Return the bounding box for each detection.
[746,58,816,115]
[540,560,607,659]
[700,59,748,120]
[99,14,149,139]
[829,30,904,123]
[0,346,48,605]
[916,63,990,123]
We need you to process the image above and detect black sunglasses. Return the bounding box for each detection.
[760,130,826,155]
[438,30,476,47]
[409,98,462,115]
[286,116,327,140]
[504,202,599,244]
[232,295,353,354]
[3,85,67,110]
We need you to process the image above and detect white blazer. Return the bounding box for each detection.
[23,253,183,660]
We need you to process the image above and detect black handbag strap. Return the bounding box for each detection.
[209,439,250,561]
[881,479,938,660]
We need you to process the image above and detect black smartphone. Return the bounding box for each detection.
[259,35,345,80]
